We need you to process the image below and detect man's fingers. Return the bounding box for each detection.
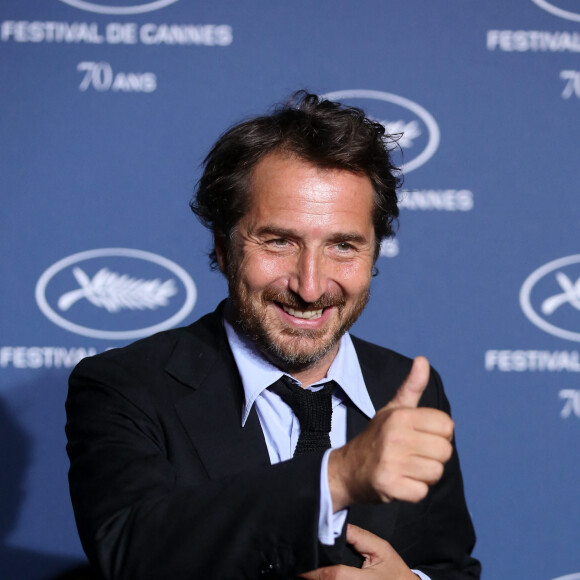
[346,524,413,571]
[346,523,391,558]
[386,356,430,410]
[402,456,446,485]
[410,429,455,460]
[411,409,455,440]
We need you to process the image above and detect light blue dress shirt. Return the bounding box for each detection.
[224,319,430,580]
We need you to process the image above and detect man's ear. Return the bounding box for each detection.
[214,232,228,274]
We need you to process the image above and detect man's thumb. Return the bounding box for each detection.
[387,356,430,409]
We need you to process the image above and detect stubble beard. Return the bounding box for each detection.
[228,274,370,373]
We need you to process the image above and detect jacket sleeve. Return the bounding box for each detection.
[396,368,481,580]
[66,354,324,580]
[347,339,481,580]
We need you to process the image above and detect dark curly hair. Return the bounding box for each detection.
[190,90,401,269]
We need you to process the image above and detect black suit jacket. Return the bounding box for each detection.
[66,305,480,579]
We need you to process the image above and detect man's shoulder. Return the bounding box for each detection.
[69,306,225,387]
[350,335,446,410]
[350,335,413,373]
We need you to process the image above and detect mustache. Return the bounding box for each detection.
[262,288,345,310]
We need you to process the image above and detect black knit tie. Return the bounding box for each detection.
[270,375,336,456]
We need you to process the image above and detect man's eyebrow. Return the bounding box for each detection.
[254,226,370,245]
[254,226,297,238]
[326,232,370,245]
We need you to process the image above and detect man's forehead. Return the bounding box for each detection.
[247,153,374,204]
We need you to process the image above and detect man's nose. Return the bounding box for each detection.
[288,249,328,303]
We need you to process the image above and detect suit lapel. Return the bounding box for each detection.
[346,401,369,440]
[166,307,270,480]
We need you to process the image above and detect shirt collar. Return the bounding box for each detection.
[223,319,376,426]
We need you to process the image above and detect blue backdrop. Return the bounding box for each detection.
[1,2,579,579]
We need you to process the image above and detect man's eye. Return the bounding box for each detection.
[336,242,353,251]
[270,239,288,247]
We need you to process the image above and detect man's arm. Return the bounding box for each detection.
[316,357,479,579]
[66,356,325,579]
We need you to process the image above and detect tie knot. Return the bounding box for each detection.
[269,376,336,455]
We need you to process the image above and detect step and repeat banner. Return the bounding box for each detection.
[1,1,579,579]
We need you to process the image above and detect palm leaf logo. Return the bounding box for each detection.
[57,267,178,313]
[541,272,580,315]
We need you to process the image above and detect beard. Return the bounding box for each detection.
[227,276,370,373]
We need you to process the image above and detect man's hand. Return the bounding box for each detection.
[300,524,418,579]
[328,356,454,511]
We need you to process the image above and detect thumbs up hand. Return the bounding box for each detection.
[328,357,455,512]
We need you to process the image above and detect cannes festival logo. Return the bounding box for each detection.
[58,0,179,15]
[322,90,440,173]
[532,0,580,22]
[36,248,196,339]
[520,254,580,342]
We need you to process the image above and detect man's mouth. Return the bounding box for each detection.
[280,305,324,320]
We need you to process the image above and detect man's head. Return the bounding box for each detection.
[191,91,401,374]
[191,91,401,267]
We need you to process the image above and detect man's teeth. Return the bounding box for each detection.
[281,305,323,319]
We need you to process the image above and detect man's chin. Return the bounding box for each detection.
[259,334,339,372]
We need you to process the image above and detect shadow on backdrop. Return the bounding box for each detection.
[0,393,92,580]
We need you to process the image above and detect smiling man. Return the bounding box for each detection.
[66,92,480,579]
[221,152,374,383]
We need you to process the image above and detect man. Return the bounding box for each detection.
[66,92,480,579]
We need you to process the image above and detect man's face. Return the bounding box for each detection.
[219,152,376,373]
